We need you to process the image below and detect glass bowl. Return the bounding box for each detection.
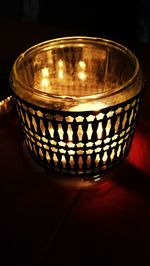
[9,36,143,179]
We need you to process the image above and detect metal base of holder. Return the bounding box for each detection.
[22,141,128,189]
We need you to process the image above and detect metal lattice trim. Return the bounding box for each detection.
[15,93,141,175]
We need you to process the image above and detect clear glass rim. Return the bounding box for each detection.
[11,36,141,102]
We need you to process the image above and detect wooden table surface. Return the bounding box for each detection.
[0,19,150,266]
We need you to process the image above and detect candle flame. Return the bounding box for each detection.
[79,60,86,69]
[78,71,86,80]
[41,78,49,88]
[58,69,64,79]
[58,59,64,68]
[41,67,49,77]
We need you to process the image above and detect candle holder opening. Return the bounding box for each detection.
[10,36,143,181]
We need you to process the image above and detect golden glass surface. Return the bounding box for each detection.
[10,37,143,179]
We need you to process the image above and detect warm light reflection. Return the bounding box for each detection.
[0,96,13,114]
[78,44,84,47]
[57,59,64,79]
[99,50,107,60]
[78,71,86,80]
[78,60,86,80]
[58,69,64,79]
[70,101,107,111]
[58,59,64,68]
[40,67,50,91]
[79,60,86,69]
[128,130,150,176]
[0,96,12,107]
[41,78,49,90]
[41,67,49,77]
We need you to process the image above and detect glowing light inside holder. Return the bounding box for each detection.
[40,67,50,91]
[14,94,141,176]
[10,36,144,178]
[57,59,64,79]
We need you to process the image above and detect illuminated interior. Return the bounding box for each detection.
[16,39,136,99]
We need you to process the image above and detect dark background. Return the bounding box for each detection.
[0,0,150,45]
[0,2,150,266]
[1,0,150,99]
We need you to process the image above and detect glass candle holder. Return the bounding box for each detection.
[9,36,143,179]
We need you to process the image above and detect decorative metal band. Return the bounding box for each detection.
[14,93,141,175]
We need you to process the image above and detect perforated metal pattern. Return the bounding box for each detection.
[15,93,141,176]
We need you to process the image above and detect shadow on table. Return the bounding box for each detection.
[110,159,150,198]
